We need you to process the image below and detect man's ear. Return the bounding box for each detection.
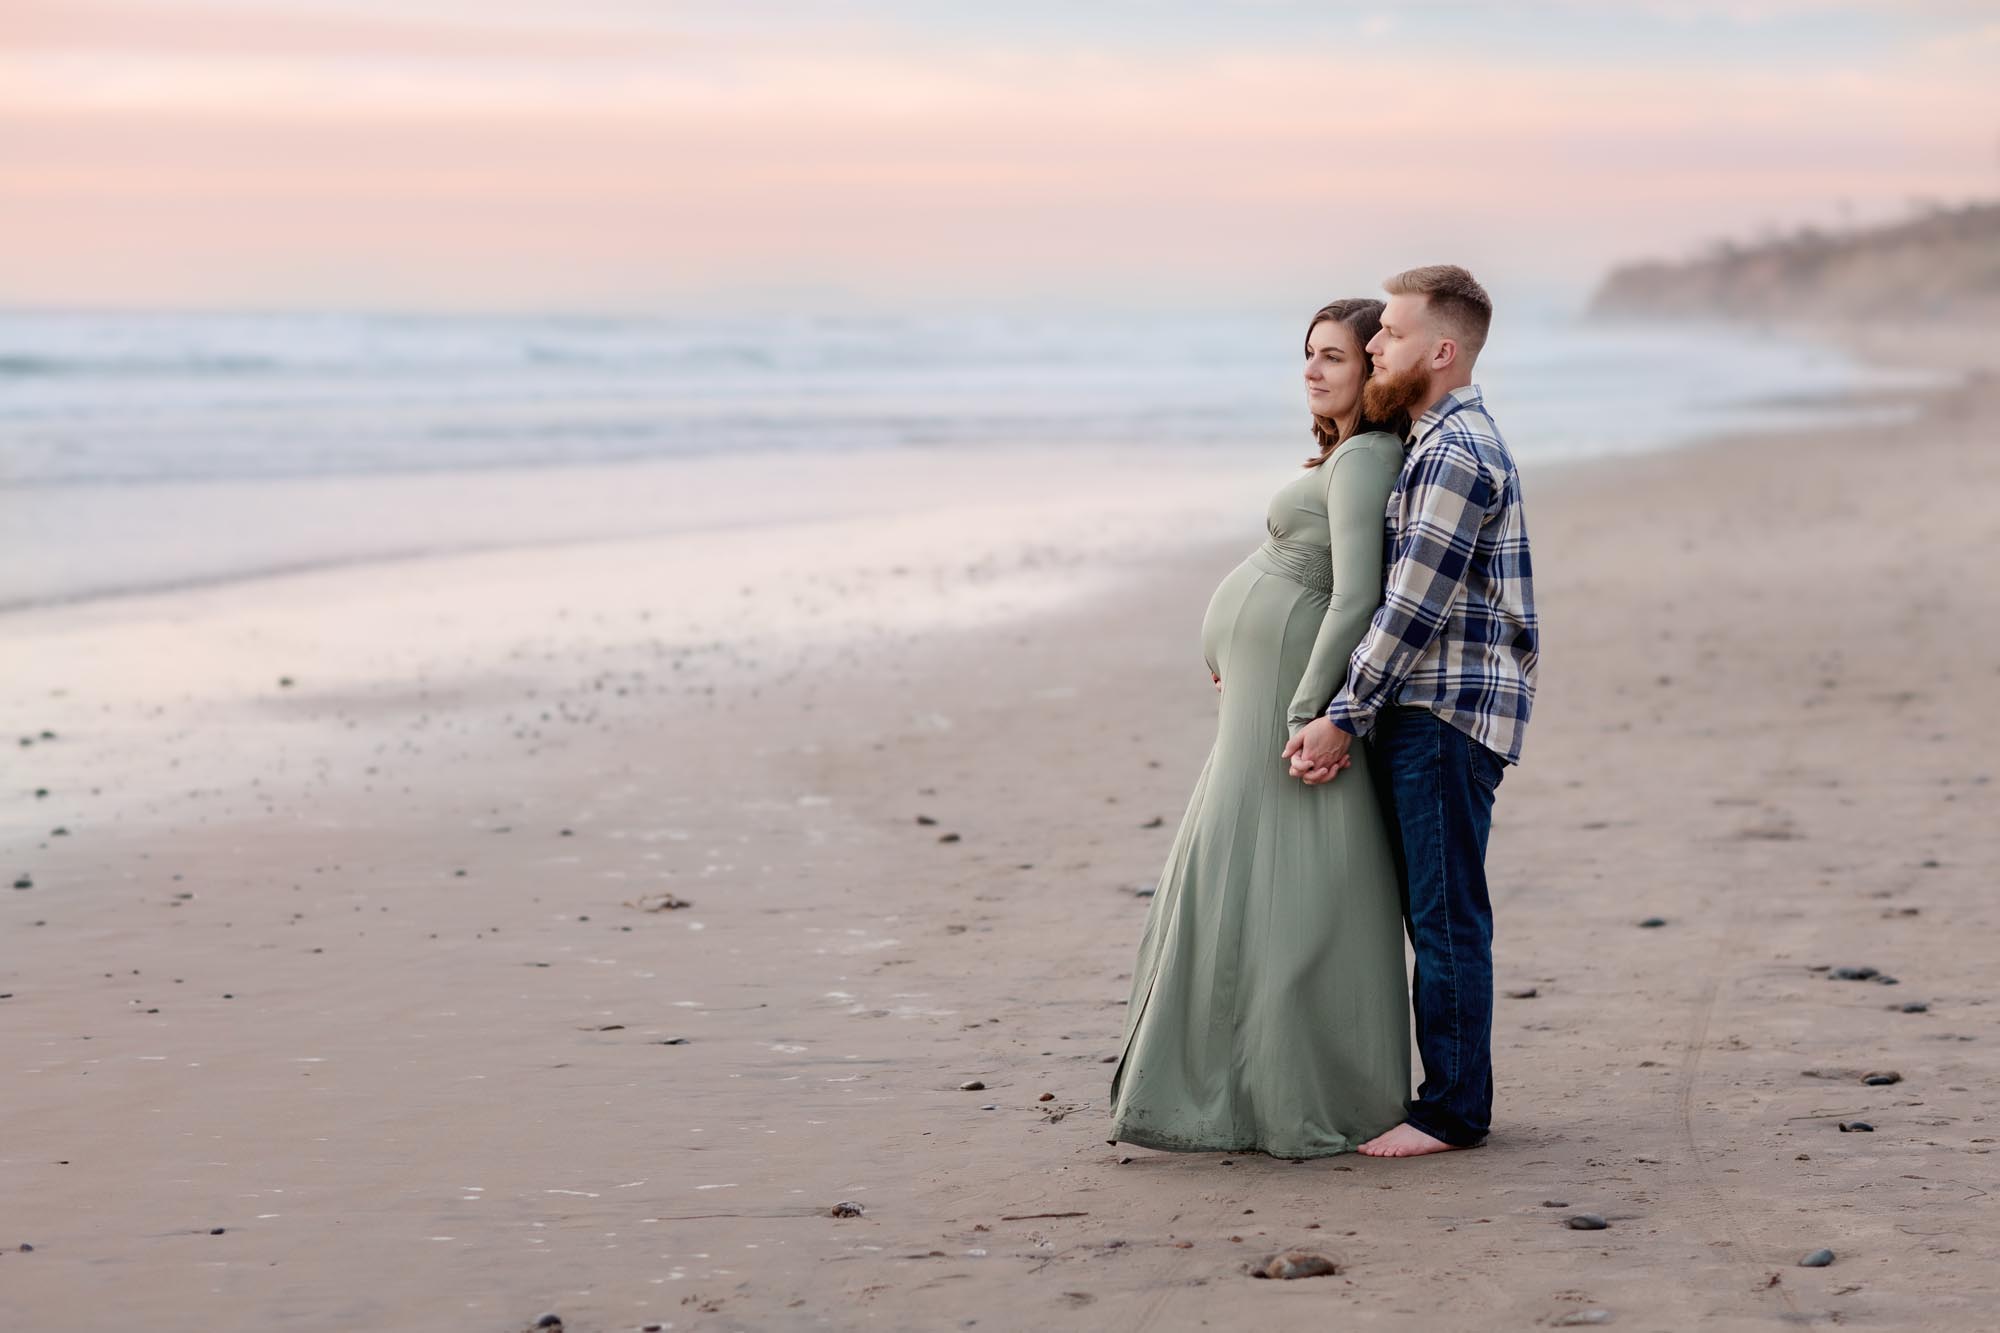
[1431,337,1459,373]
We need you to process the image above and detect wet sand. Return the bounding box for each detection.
[5,345,1998,1331]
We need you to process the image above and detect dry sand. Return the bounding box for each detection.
[4,346,1998,1332]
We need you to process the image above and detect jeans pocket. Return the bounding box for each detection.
[1469,742,1505,794]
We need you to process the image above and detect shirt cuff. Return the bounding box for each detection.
[1325,700,1371,739]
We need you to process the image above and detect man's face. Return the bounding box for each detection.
[1365,293,1433,380]
[1361,292,1438,422]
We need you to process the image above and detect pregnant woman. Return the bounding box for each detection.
[1106,299,1412,1159]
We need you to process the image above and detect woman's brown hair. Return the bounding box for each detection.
[1302,298,1409,468]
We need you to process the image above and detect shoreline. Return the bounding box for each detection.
[5,347,1999,1330]
[3,313,1961,616]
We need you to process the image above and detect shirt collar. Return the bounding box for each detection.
[1407,383,1483,445]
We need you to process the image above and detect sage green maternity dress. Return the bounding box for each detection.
[1106,430,1411,1158]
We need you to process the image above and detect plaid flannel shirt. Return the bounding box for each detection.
[1325,383,1539,763]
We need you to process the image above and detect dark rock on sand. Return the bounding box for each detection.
[1897,1002,1930,1013]
[1252,1250,1339,1279]
[1800,1248,1836,1267]
[1862,1071,1903,1086]
[1637,917,1667,928]
[1827,966,1879,981]
[1838,1121,1874,1132]
[1566,1214,1609,1230]
[1505,987,1539,999]
[829,1200,865,1217]
[959,1080,986,1091]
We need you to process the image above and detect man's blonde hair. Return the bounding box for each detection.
[1384,264,1492,363]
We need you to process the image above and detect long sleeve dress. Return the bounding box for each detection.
[1106,430,1411,1158]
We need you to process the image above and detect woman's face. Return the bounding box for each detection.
[1304,319,1365,427]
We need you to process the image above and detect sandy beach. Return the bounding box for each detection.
[5,336,1998,1332]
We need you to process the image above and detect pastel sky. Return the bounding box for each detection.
[3,0,1996,313]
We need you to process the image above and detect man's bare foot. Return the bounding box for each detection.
[1356,1123,1461,1157]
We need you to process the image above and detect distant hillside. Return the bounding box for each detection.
[1588,200,2000,322]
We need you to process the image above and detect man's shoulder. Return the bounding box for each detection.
[1431,403,1517,477]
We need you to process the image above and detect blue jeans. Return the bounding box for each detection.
[1365,705,1506,1146]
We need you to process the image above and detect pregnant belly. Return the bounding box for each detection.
[1199,557,1260,676]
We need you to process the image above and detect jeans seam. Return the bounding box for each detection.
[1433,718,1461,1095]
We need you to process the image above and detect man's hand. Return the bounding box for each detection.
[1282,716,1352,785]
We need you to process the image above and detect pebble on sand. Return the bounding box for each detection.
[1861,1071,1903,1086]
[1837,1121,1874,1133]
[1896,1002,1930,1013]
[1566,1214,1609,1230]
[1551,1313,1614,1328]
[1637,917,1667,928]
[829,1200,865,1217]
[1800,1248,1836,1267]
[1251,1250,1339,1279]
[626,892,692,912]
[1826,966,1879,981]
[1505,987,1539,999]
[959,1080,986,1091]
[11,876,29,890]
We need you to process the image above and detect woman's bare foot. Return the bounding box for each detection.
[1356,1123,1460,1157]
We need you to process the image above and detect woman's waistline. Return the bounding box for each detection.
[1246,542,1332,594]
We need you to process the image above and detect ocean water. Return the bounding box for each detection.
[0,306,1942,608]
[0,306,1940,486]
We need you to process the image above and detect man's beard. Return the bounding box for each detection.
[1361,362,1432,422]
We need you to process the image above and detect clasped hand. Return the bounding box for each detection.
[1281,716,1351,785]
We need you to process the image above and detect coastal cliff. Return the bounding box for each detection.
[1588,200,2000,322]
